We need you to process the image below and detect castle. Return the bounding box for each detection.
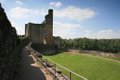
[25,9,53,45]
[25,9,60,53]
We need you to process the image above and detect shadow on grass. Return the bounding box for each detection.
[42,50,65,56]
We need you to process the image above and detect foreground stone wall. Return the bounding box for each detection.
[0,4,21,80]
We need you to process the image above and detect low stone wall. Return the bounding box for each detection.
[26,43,70,80]
[80,50,120,60]
[67,49,120,60]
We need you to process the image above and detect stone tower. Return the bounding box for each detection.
[25,9,53,45]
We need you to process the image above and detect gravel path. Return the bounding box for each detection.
[17,47,46,80]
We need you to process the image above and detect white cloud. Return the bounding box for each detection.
[53,21,80,38]
[97,30,120,39]
[9,7,41,18]
[11,21,24,35]
[16,0,23,5]
[10,7,30,18]
[0,0,5,3]
[83,29,120,39]
[49,2,62,8]
[9,6,96,21]
[54,6,96,21]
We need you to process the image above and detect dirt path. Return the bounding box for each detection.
[17,47,52,80]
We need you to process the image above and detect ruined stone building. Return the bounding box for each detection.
[25,9,53,45]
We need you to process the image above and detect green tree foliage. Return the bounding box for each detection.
[60,37,120,53]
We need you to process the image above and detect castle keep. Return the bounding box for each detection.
[25,9,53,45]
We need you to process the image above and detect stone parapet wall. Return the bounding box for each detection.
[0,4,21,80]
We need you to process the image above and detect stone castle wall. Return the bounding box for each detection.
[0,3,21,80]
[25,9,53,45]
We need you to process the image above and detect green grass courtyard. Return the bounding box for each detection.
[44,52,120,80]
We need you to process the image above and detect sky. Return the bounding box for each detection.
[0,0,120,39]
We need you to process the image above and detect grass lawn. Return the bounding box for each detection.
[44,52,120,80]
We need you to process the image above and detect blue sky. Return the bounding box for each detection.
[0,0,120,39]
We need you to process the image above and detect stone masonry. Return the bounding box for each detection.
[0,3,21,80]
[25,9,53,45]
